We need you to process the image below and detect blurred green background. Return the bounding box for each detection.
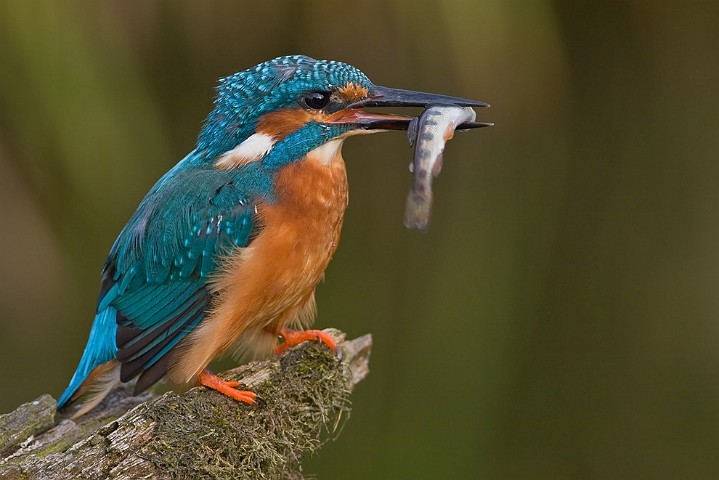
[2,1,719,478]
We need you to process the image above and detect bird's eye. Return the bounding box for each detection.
[301,91,331,110]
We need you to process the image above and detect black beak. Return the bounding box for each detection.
[350,85,489,109]
[333,85,492,131]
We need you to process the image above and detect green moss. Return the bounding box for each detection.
[143,342,350,479]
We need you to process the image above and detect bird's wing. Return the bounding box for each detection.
[100,169,258,393]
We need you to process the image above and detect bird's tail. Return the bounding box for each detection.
[57,307,119,412]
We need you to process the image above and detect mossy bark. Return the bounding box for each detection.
[0,330,371,479]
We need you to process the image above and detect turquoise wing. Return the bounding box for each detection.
[58,165,262,407]
[112,203,256,392]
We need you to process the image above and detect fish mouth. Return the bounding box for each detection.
[326,85,492,131]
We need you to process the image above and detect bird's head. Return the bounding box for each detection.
[197,55,488,169]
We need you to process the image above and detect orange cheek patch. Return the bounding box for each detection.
[257,108,327,139]
[338,82,369,103]
[256,83,368,139]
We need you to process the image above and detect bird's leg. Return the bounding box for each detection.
[198,369,257,404]
[274,327,337,355]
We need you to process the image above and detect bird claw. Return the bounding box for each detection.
[198,369,256,404]
[274,328,337,355]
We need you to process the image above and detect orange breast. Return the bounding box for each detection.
[170,141,349,383]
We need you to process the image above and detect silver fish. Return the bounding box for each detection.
[405,104,477,231]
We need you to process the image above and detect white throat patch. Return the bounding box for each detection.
[308,138,345,165]
[215,132,275,169]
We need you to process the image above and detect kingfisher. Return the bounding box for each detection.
[57,55,487,416]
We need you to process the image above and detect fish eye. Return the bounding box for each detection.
[301,91,331,110]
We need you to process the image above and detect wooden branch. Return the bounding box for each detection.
[0,330,372,480]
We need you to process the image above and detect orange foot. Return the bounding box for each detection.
[274,328,337,355]
[198,369,256,404]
